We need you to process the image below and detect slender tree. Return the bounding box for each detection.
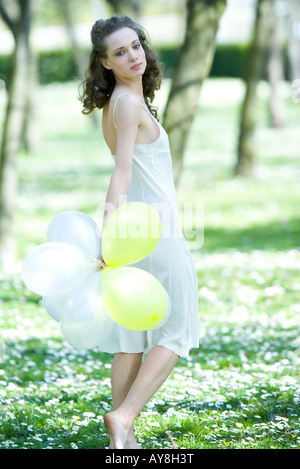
[287,0,300,82]
[163,0,227,186]
[235,0,274,177]
[55,0,87,79]
[0,0,33,270]
[267,3,285,128]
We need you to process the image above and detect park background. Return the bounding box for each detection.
[0,0,299,449]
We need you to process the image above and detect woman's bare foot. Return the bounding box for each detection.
[109,433,142,449]
[104,411,130,449]
[125,429,142,449]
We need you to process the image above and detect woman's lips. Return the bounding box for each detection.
[131,63,142,70]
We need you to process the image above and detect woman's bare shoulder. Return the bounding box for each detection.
[112,91,143,126]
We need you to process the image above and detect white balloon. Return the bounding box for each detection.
[47,210,101,260]
[22,242,89,297]
[42,293,70,322]
[60,272,114,350]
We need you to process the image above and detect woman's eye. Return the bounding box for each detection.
[115,44,140,56]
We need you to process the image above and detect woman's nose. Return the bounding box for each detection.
[128,49,138,61]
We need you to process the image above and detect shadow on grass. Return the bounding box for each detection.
[201,217,300,253]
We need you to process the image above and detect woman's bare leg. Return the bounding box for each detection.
[104,345,179,449]
[109,352,143,449]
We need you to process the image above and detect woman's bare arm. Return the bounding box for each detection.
[99,94,142,260]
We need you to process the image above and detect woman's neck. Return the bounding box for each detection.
[114,76,143,98]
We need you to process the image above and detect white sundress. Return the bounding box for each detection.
[98,93,199,357]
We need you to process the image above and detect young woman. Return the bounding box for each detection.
[80,15,199,449]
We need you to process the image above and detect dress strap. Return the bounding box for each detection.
[112,92,129,129]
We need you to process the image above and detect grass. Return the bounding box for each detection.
[0,78,299,450]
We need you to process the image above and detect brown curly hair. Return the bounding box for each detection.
[79,15,162,119]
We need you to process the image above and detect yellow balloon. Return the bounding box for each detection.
[102,266,168,331]
[102,202,161,266]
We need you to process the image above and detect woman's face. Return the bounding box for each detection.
[102,27,146,81]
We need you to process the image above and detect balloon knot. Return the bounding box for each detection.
[96,260,107,271]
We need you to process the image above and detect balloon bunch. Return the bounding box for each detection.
[22,202,169,350]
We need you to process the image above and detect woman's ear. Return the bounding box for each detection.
[101,59,112,70]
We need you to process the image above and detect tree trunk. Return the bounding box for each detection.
[163,0,226,186]
[235,0,274,177]
[267,4,285,128]
[287,0,300,81]
[56,0,87,79]
[21,46,40,153]
[0,0,32,271]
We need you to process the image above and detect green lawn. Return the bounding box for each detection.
[0,78,299,449]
